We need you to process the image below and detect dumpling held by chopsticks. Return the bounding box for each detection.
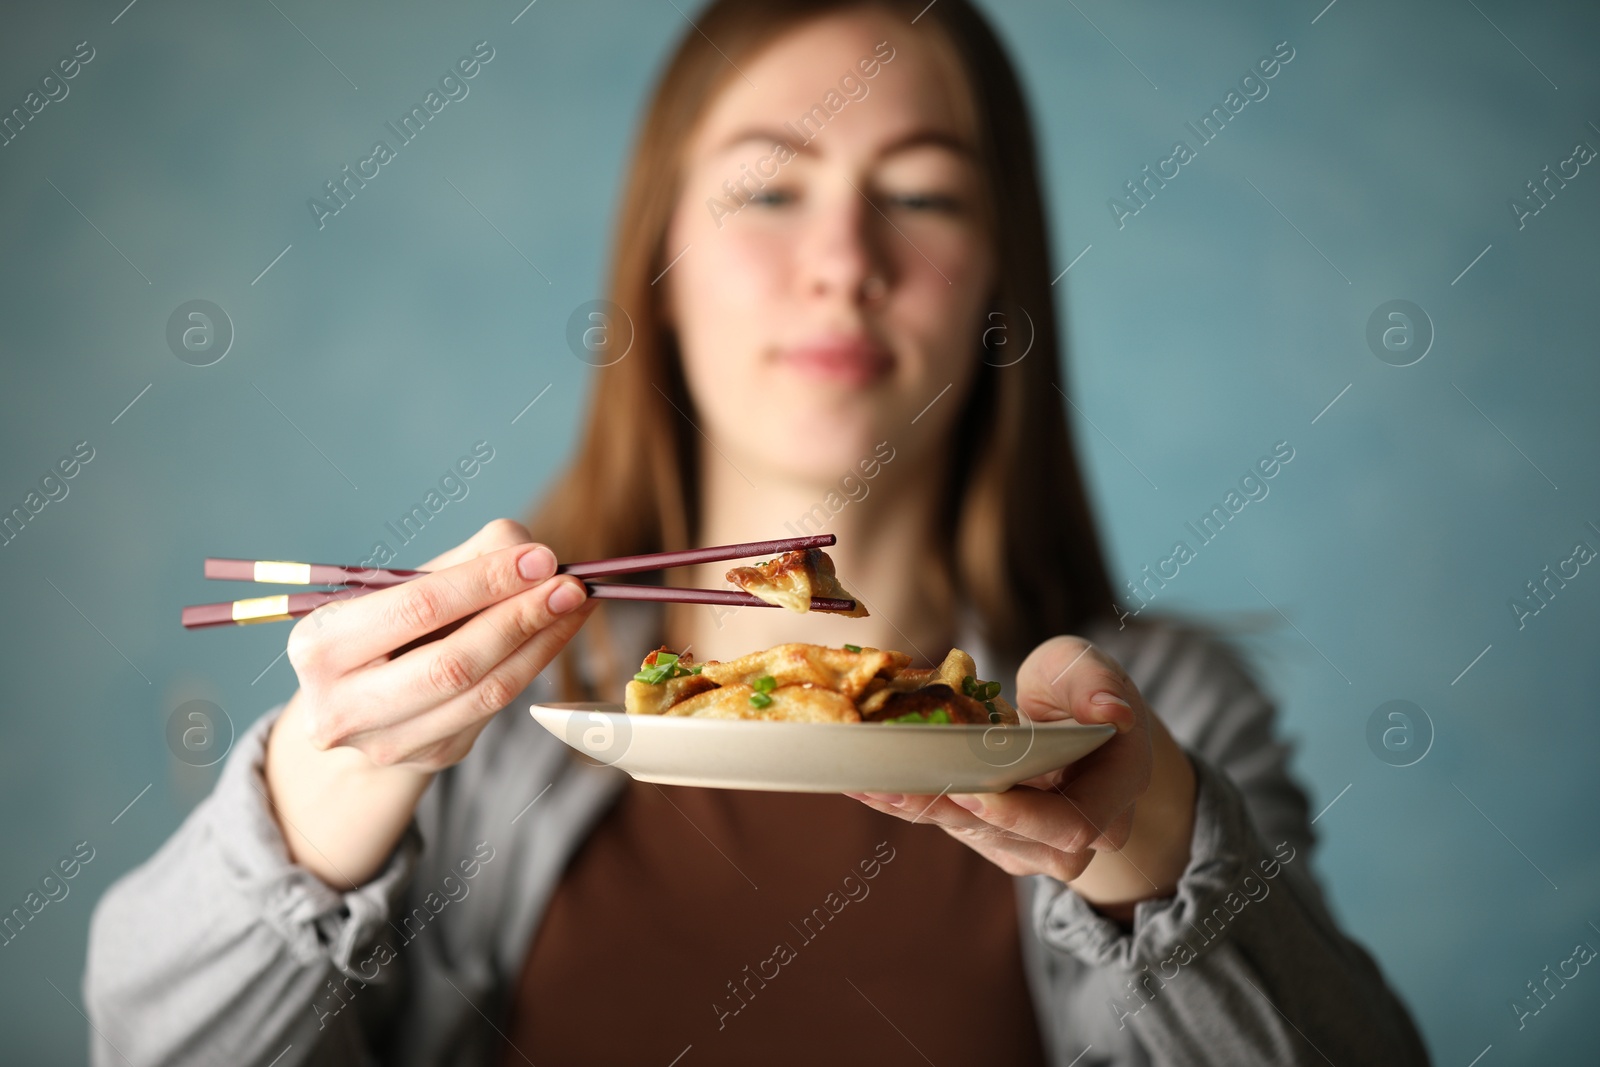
[724,548,869,618]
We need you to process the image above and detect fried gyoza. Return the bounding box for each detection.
[622,647,719,714]
[664,683,861,723]
[622,641,1017,726]
[859,684,989,724]
[699,642,894,700]
[725,548,870,618]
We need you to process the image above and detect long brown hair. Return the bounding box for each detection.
[528,0,1116,696]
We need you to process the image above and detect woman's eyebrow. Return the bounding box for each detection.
[872,129,975,161]
[711,126,974,161]
[713,126,811,157]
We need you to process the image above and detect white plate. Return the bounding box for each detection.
[529,703,1117,794]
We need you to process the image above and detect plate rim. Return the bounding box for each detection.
[528,701,1116,736]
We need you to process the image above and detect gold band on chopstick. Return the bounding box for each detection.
[232,595,291,624]
[253,560,312,585]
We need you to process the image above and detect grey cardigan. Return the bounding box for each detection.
[83,607,1431,1065]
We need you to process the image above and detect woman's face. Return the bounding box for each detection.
[663,10,996,485]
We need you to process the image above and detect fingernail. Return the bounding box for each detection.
[948,794,984,813]
[547,580,586,614]
[519,546,556,581]
[1090,691,1135,732]
[861,792,903,805]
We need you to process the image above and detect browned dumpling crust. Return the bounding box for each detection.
[623,642,1019,725]
[623,672,718,716]
[699,643,889,700]
[724,548,870,618]
[664,683,860,723]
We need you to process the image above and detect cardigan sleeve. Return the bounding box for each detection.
[83,706,423,1067]
[1028,621,1432,1066]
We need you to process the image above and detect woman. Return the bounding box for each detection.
[84,1,1430,1064]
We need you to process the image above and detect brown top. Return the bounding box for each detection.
[500,772,1052,1066]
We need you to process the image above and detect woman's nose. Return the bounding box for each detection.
[799,186,890,306]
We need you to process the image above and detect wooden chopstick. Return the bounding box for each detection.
[181,583,853,628]
[202,534,836,590]
[557,533,836,578]
[181,586,371,629]
[204,558,424,588]
[184,533,850,629]
[584,584,854,610]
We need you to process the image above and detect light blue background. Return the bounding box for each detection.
[2,0,1597,1062]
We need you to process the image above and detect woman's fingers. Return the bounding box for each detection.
[1046,733,1149,843]
[940,825,1095,884]
[337,598,599,766]
[846,789,1096,880]
[415,517,533,573]
[289,539,561,676]
[945,786,1113,854]
[1015,635,1138,732]
[319,572,590,742]
[854,783,1125,856]
[844,632,1161,883]
[845,785,1129,884]
[1012,635,1152,832]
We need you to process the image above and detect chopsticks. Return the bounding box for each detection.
[183,534,852,629]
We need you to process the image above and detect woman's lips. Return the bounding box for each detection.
[775,336,894,387]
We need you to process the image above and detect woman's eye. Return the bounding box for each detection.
[747,188,796,208]
[885,192,961,213]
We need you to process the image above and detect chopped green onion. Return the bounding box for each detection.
[844,643,862,653]
[753,674,776,694]
[961,675,1002,701]
[885,707,952,724]
[688,664,703,675]
[988,710,1002,724]
[634,651,695,684]
[749,691,774,709]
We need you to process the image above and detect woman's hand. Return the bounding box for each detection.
[264,519,595,887]
[844,636,1197,920]
[283,518,593,770]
